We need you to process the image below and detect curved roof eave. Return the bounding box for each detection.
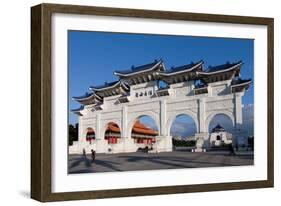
[89,81,121,91]
[71,106,84,113]
[157,61,203,76]
[231,80,252,87]
[113,61,164,77]
[197,62,243,76]
[72,93,95,101]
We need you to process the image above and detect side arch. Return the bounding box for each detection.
[165,110,199,136]
[205,110,235,132]
[81,127,95,142]
[100,119,123,139]
[127,111,160,138]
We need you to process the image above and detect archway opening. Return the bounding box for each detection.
[208,114,234,133]
[170,114,197,148]
[130,115,159,150]
[104,122,121,144]
[208,114,234,148]
[86,127,95,144]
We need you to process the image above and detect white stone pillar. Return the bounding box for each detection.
[233,92,244,147]
[122,106,128,138]
[96,113,101,139]
[194,98,210,152]
[154,99,172,152]
[94,113,109,153]
[234,93,243,130]
[122,106,136,152]
[198,98,206,133]
[160,100,167,136]
[78,116,85,142]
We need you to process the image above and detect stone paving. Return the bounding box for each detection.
[68,150,254,174]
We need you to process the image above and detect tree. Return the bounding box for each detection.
[68,124,78,145]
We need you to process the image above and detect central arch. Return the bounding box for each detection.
[127,111,160,139]
[130,116,159,148]
[104,122,122,144]
[165,110,199,136]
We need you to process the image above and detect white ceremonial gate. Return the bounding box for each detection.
[70,60,251,154]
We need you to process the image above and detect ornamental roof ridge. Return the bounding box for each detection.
[156,60,203,76]
[113,59,165,77]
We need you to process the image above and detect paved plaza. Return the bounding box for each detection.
[68,150,254,174]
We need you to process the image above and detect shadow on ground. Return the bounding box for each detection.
[68,151,254,174]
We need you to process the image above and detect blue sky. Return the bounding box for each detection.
[68,30,254,135]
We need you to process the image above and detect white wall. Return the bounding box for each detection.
[0,0,280,205]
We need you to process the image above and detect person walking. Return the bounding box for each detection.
[91,149,96,161]
[229,143,235,155]
[82,148,86,158]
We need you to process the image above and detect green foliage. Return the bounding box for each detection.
[68,123,78,146]
[172,139,196,147]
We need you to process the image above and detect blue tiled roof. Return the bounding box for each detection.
[206,61,242,72]
[73,92,93,100]
[165,61,202,74]
[90,80,119,90]
[71,106,84,112]
[212,124,225,132]
[114,60,161,75]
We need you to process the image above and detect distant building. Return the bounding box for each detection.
[209,124,232,147]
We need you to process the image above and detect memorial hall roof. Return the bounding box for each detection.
[132,120,158,136]
[106,122,121,133]
[106,121,158,136]
[212,124,226,133]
